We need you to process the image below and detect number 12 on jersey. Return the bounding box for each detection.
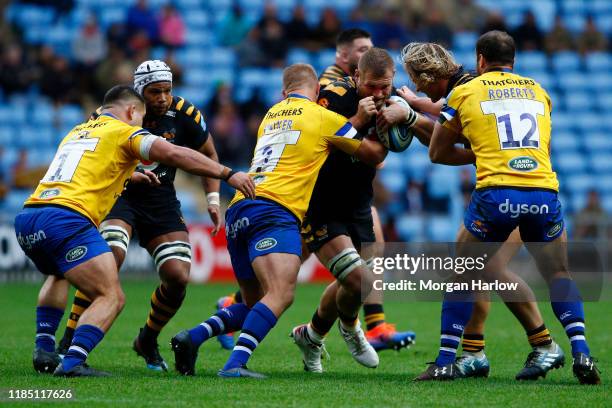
[481,99,545,150]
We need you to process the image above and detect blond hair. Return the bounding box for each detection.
[282,63,318,93]
[400,42,460,85]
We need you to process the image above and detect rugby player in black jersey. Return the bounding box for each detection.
[291,48,434,372]
[56,60,222,371]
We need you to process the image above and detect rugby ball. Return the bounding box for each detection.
[376,96,415,152]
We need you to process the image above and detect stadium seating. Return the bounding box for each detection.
[0,0,609,239]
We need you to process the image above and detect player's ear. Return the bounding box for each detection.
[282,88,288,99]
[126,104,135,122]
[477,54,485,72]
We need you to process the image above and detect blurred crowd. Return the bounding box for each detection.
[0,0,610,238]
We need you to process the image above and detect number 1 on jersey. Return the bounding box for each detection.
[42,138,100,183]
[481,99,545,150]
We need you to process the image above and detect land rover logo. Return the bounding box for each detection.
[66,246,88,262]
[547,222,563,238]
[255,238,277,251]
[39,188,60,199]
[508,156,538,172]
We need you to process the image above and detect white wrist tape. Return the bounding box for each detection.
[207,192,220,206]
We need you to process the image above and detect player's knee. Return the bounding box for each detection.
[326,248,364,282]
[342,266,372,298]
[100,225,130,266]
[153,241,192,275]
[114,287,126,314]
[278,289,295,309]
[268,280,296,309]
[160,263,190,288]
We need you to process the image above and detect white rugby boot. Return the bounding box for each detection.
[338,320,379,368]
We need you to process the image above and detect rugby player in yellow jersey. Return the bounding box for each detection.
[400,42,562,379]
[16,85,255,377]
[415,31,600,384]
[170,63,388,379]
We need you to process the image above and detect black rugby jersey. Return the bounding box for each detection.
[307,76,377,220]
[123,96,209,202]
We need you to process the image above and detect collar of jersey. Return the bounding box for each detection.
[287,93,310,100]
[487,67,513,73]
[100,112,118,119]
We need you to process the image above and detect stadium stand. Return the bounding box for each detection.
[0,0,610,242]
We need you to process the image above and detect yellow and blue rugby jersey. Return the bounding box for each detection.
[230,94,362,222]
[25,113,159,225]
[440,69,559,191]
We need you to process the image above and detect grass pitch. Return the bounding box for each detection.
[0,282,608,407]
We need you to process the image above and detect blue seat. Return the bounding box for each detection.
[176,48,207,66]
[183,10,209,28]
[208,47,236,67]
[32,102,54,126]
[28,147,55,167]
[588,0,612,14]
[565,173,596,195]
[551,131,579,151]
[590,153,612,172]
[316,49,337,72]
[394,71,410,88]
[585,52,611,72]
[396,214,425,241]
[601,193,612,213]
[99,8,126,28]
[287,48,313,66]
[551,52,582,73]
[589,73,612,91]
[177,0,202,8]
[176,190,199,219]
[575,113,601,132]
[0,126,13,146]
[583,132,610,152]
[597,176,612,194]
[564,92,593,112]
[597,92,612,110]
[380,171,406,194]
[427,167,458,199]
[553,152,587,174]
[184,69,210,86]
[403,149,431,181]
[551,112,575,131]
[175,87,207,109]
[239,68,268,89]
[453,32,478,52]
[382,154,403,172]
[453,51,476,71]
[5,190,32,214]
[559,72,587,92]
[206,68,235,86]
[58,105,84,126]
[427,215,455,242]
[185,30,213,46]
[569,193,587,214]
[527,71,554,90]
[516,51,547,72]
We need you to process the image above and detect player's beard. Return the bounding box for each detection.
[374,96,387,110]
